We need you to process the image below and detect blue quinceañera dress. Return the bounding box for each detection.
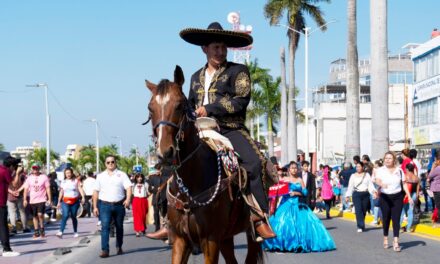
[263,182,336,252]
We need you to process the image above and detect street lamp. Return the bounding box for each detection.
[26,83,50,174]
[85,119,100,173]
[132,144,139,166]
[112,136,123,157]
[276,20,337,162]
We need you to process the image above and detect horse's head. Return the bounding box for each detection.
[145,65,189,165]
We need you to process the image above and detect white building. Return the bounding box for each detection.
[60,144,83,162]
[10,141,42,160]
[409,34,440,166]
[311,54,413,166]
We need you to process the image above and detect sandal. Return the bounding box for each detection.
[393,241,401,252]
[136,232,140,237]
[383,239,389,249]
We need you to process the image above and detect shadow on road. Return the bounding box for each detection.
[400,240,427,249]
[124,245,171,254]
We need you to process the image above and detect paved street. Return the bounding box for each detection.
[33,214,440,264]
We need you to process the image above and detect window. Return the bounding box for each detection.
[414,98,438,127]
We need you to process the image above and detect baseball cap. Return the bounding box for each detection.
[31,162,42,169]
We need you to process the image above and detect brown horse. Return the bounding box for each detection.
[145,65,264,264]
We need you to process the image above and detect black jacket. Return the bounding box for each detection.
[188,61,251,130]
[300,171,316,207]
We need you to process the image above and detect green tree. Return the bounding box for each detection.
[253,75,282,156]
[26,148,59,171]
[264,0,330,161]
[0,143,5,152]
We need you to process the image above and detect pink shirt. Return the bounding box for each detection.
[24,174,50,204]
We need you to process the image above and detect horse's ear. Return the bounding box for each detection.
[145,80,157,94]
[174,65,184,87]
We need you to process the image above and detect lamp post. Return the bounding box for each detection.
[112,136,123,157]
[85,119,100,173]
[132,144,139,166]
[26,83,50,174]
[276,20,336,162]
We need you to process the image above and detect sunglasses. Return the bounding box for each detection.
[106,161,116,164]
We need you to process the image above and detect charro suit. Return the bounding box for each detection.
[300,171,316,210]
[188,61,269,213]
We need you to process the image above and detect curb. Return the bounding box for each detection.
[325,208,440,239]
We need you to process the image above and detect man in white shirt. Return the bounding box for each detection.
[93,155,132,258]
[82,171,96,218]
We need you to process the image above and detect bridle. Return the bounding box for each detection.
[143,97,198,168]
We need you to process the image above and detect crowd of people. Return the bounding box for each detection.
[266,148,440,253]
[0,154,171,258]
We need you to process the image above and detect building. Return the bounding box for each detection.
[10,141,42,160]
[60,144,83,163]
[310,53,413,166]
[409,35,440,166]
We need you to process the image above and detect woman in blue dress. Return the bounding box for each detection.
[263,162,336,253]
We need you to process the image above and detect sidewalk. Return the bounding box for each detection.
[324,208,440,239]
[1,217,100,264]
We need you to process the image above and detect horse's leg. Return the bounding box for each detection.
[220,237,238,264]
[245,229,264,264]
[172,236,191,264]
[201,239,220,264]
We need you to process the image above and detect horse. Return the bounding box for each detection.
[145,65,264,264]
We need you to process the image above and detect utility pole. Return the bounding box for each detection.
[26,83,50,174]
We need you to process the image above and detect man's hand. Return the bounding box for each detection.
[195,107,207,117]
[123,199,131,208]
[93,207,99,217]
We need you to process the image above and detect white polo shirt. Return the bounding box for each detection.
[94,169,132,202]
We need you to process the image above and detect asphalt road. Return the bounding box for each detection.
[47,215,440,264]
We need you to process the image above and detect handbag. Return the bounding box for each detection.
[63,196,78,205]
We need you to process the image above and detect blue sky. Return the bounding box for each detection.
[0,0,438,155]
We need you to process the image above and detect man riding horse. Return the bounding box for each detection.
[180,21,276,241]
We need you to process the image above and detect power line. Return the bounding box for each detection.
[47,87,83,123]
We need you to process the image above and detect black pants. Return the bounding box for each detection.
[352,191,370,230]
[222,129,268,213]
[0,206,12,252]
[434,192,440,222]
[380,192,404,237]
[85,195,93,217]
[324,199,333,218]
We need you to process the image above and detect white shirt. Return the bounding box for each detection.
[60,179,79,198]
[82,177,96,196]
[203,69,215,105]
[413,159,422,178]
[374,166,404,195]
[345,173,376,197]
[133,183,149,198]
[94,169,132,202]
[302,172,308,186]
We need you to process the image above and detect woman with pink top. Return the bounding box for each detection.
[22,162,52,239]
[428,151,440,227]
[321,166,334,219]
[56,168,85,238]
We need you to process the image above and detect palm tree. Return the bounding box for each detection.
[370,0,389,159]
[246,59,270,138]
[279,47,288,165]
[345,0,360,162]
[253,75,282,156]
[0,143,5,152]
[26,148,59,171]
[264,0,330,162]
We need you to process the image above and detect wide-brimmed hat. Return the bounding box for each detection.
[180,22,253,48]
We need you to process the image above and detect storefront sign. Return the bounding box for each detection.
[413,75,440,103]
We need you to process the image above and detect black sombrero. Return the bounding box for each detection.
[180,22,253,48]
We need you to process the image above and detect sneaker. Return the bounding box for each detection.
[357,229,363,233]
[2,251,20,257]
[56,231,63,238]
[73,233,79,238]
[50,218,57,222]
[371,221,378,225]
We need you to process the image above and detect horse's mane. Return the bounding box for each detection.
[157,79,171,95]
